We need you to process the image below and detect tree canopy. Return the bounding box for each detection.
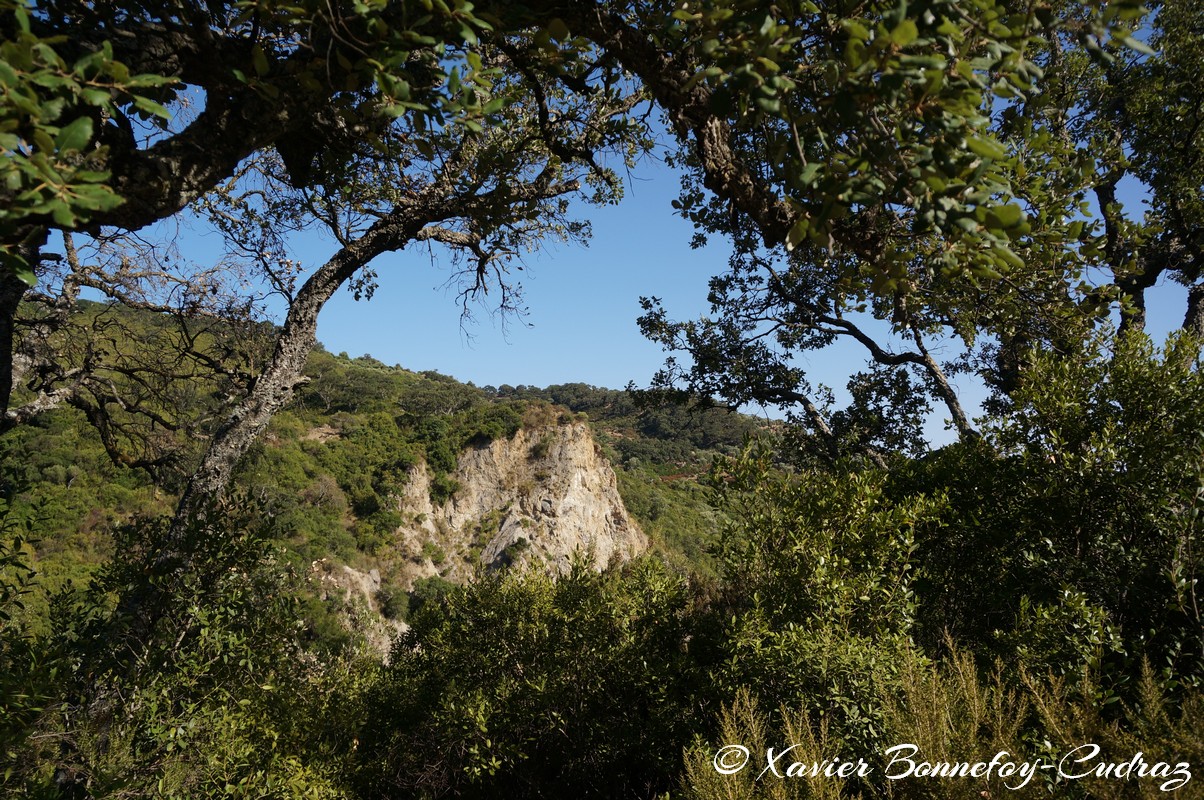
[1,0,1166,469]
[638,0,1203,462]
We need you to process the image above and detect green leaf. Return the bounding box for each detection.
[29,71,69,90]
[890,19,918,47]
[546,18,569,42]
[132,95,171,119]
[128,73,178,87]
[51,201,75,226]
[72,184,123,211]
[796,161,821,186]
[987,203,1023,229]
[965,135,1007,160]
[842,20,870,42]
[785,218,809,251]
[81,87,113,106]
[54,117,92,153]
[755,96,780,114]
[33,130,54,154]
[994,245,1024,270]
[970,262,1003,280]
[13,262,36,287]
[251,45,269,77]
[1118,34,1154,56]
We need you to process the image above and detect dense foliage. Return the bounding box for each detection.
[357,560,709,799]
[5,327,1203,798]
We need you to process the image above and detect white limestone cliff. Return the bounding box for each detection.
[395,421,647,584]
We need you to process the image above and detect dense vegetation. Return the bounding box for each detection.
[4,322,1203,799]
[0,329,744,622]
[3,0,1204,798]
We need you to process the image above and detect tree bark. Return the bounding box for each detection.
[565,8,797,249]
[0,230,45,426]
[0,273,27,425]
[1185,283,1204,339]
[910,328,976,440]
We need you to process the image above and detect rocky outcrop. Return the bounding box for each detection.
[395,421,647,585]
[310,560,405,655]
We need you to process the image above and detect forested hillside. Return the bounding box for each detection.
[2,325,751,637]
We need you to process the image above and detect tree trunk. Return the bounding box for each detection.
[0,231,45,427]
[1184,283,1204,339]
[111,217,421,648]
[169,215,422,535]
[1117,283,1148,337]
[0,272,27,425]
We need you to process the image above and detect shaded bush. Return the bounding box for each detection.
[356,560,711,799]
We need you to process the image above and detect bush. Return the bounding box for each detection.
[356,560,709,799]
[0,504,58,790]
[460,402,523,447]
[709,444,941,754]
[376,581,409,621]
[891,333,1204,686]
[421,539,447,566]
[430,474,461,504]
[407,574,457,618]
[8,496,358,797]
[528,434,553,460]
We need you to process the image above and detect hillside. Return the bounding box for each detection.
[1,339,762,647]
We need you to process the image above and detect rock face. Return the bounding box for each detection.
[310,560,405,655]
[396,421,647,584]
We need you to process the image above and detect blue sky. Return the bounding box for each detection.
[313,157,722,392]
[171,151,737,393]
[290,156,984,441]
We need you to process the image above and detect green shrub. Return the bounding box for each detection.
[356,559,708,799]
[421,539,447,565]
[0,504,59,790]
[709,443,941,754]
[459,402,523,447]
[528,434,553,460]
[376,581,409,621]
[430,474,461,504]
[406,575,457,619]
[8,496,358,797]
[891,333,1204,686]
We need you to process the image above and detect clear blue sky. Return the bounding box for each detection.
[316,158,726,392]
